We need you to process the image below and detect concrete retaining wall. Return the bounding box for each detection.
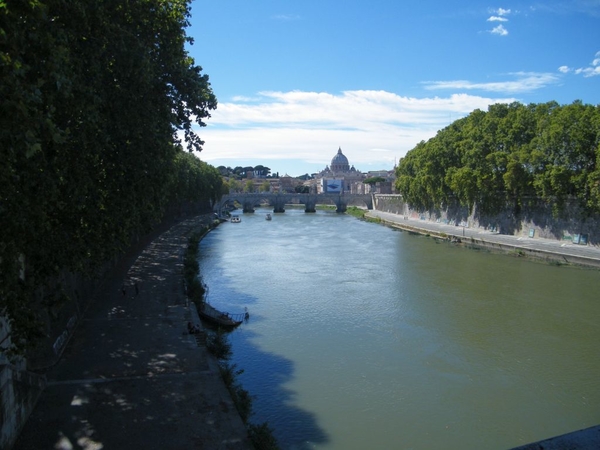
[373,194,599,247]
[0,359,46,450]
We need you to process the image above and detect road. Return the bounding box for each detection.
[366,210,600,268]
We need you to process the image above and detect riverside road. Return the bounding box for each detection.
[366,210,600,269]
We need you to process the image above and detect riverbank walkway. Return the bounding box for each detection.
[13,216,251,449]
[366,210,600,269]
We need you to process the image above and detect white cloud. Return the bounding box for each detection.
[490,24,509,35]
[558,65,571,73]
[565,51,600,78]
[423,72,559,93]
[193,90,517,174]
[577,51,600,77]
[486,7,511,35]
[575,66,600,77]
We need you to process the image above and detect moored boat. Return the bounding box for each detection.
[198,303,244,328]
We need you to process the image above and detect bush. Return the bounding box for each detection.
[346,206,366,219]
[249,422,280,450]
[206,328,232,360]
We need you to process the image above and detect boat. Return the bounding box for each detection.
[265,213,272,221]
[230,215,241,223]
[198,302,245,328]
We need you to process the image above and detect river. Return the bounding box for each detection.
[197,208,600,449]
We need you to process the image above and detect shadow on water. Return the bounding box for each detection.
[207,289,329,449]
[198,216,332,448]
[228,323,330,450]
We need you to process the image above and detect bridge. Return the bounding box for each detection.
[216,192,373,214]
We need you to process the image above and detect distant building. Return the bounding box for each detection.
[363,169,397,194]
[314,147,365,194]
[278,174,295,193]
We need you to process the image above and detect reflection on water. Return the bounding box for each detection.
[198,208,600,449]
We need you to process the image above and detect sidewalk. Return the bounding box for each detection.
[366,210,600,269]
[13,216,251,450]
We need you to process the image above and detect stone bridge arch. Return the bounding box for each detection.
[216,193,373,215]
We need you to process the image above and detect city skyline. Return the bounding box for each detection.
[186,1,600,177]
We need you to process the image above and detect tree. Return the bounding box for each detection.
[232,166,245,178]
[395,101,600,218]
[253,165,271,177]
[228,179,241,193]
[0,0,218,355]
[363,176,386,185]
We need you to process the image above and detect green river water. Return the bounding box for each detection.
[197,208,600,450]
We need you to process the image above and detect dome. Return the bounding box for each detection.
[330,147,350,172]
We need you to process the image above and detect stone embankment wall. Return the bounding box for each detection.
[373,194,599,247]
[1,319,47,450]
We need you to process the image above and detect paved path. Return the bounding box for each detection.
[366,210,600,268]
[14,217,251,450]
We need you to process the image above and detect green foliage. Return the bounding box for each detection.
[206,328,232,360]
[218,362,253,423]
[396,101,600,217]
[346,206,366,219]
[183,231,207,304]
[227,178,242,193]
[170,152,225,207]
[363,176,386,184]
[248,422,281,450]
[0,1,220,354]
[259,180,271,193]
[219,165,274,179]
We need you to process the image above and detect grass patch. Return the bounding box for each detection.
[316,204,336,210]
[345,206,366,219]
[548,259,567,266]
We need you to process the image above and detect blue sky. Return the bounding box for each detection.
[186,1,600,177]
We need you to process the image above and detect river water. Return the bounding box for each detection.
[197,208,600,450]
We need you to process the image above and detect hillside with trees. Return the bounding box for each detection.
[1,0,222,354]
[396,101,600,219]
